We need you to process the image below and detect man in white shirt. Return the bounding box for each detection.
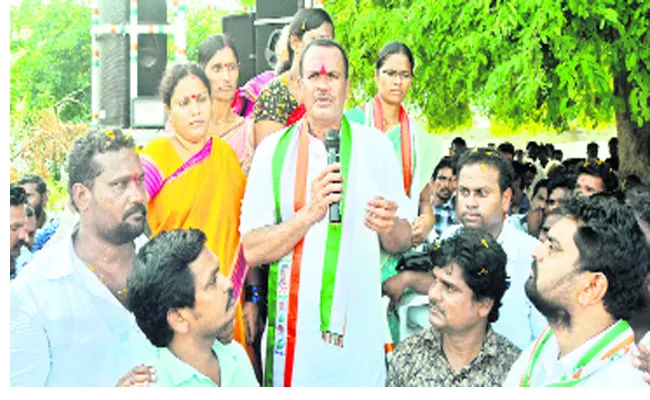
[441,148,546,350]
[240,38,413,386]
[504,194,649,387]
[10,129,156,386]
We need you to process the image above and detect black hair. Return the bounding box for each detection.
[287,8,334,69]
[552,149,563,161]
[627,184,650,226]
[456,147,516,193]
[563,194,649,320]
[497,142,515,156]
[197,34,239,70]
[10,184,27,207]
[532,178,550,199]
[159,63,211,108]
[18,174,47,195]
[299,38,349,80]
[435,228,509,323]
[432,156,456,180]
[375,41,415,73]
[578,160,619,193]
[67,128,135,211]
[548,171,576,195]
[127,229,207,348]
[25,205,35,218]
[451,136,467,148]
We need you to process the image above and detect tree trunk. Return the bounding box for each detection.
[614,71,650,185]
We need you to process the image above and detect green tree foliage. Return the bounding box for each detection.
[184,7,228,62]
[10,0,91,126]
[326,0,649,180]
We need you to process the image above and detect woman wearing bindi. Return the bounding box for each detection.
[138,62,248,358]
[345,41,444,345]
[252,8,335,148]
[198,34,255,175]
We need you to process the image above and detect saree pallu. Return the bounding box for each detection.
[140,136,248,347]
[345,105,442,344]
[221,118,255,175]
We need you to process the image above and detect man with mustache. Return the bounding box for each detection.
[18,174,51,230]
[127,229,258,387]
[387,228,521,386]
[10,184,29,280]
[430,156,458,239]
[440,148,546,350]
[504,194,649,386]
[11,129,157,386]
[14,205,38,277]
[241,39,412,386]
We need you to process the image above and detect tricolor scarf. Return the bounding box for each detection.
[520,320,635,387]
[264,117,353,387]
[366,95,414,196]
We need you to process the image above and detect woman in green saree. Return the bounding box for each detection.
[346,41,443,345]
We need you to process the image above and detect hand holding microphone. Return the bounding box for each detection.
[325,129,342,224]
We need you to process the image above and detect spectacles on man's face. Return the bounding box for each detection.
[381,69,413,80]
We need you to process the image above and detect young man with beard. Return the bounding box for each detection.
[387,228,521,387]
[441,148,546,350]
[10,184,29,279]
[430,156,458,238]
[10,129,157,386]
[504,194,649,386]
[127,229,258,387]
[18,174,51,230]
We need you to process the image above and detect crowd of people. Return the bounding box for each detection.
[9,7,650,388]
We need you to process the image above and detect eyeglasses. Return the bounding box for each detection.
[381,69,413,80]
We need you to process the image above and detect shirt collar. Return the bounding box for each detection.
[421,325,499,360]
[160,340,239,387]
[158,346,214,387]
[40,227,77,280]
[497,220,520,261]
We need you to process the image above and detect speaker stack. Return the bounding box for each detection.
[254,0,300,75]
[94,0,168,129]
[222,12,257,88]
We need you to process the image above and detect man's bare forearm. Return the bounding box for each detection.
[379,217,412,254]
[403,270,434,295]
[242,209,313,266]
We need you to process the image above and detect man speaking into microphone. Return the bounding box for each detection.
[240,38,413,387]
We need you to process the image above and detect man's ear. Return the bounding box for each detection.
[501,187,513,213]
[71,183,91,213]
[167,308,190,336]
[577,271,609,307]
[476,297,495,319]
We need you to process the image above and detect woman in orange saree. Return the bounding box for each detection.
[139,63,248,350]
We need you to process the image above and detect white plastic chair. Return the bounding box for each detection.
[396,292,431,341]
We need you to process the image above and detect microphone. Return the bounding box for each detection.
[325,128,342,224]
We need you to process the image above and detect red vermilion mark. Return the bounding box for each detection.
[191,94,197,99]
[133,173,138,184]
[319,64,327,76]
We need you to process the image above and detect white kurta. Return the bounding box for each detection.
[240,120,411,386]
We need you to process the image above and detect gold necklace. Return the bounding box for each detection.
[87,264,129,301]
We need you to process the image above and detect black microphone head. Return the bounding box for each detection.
[325,129,340,149]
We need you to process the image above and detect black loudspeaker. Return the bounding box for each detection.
[222,13,256,88]
[256,0,300,19]
[255,23,286,74]
[137,0,167,97]
[97,0,130,128]
[96,0,166,128]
